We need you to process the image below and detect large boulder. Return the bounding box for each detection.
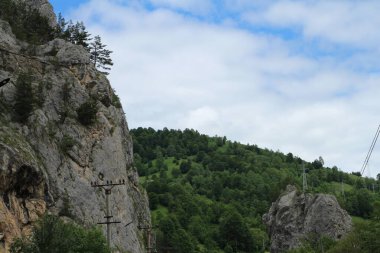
[263,185,352,253]
[19,0,57,27]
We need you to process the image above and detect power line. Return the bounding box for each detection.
[360,124,380,176]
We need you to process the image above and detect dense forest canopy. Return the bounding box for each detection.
[131,127,380,253]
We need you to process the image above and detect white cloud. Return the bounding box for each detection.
[180,106,220,131]
[149,0,213,15]
[243,1,380,50]
[69,0,380,177]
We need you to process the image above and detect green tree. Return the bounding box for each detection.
[10,215,110,253]
[67,21,91,48]
[77,100,98,126]
[14,73,34,123]
[219,210,254,252]
[89,35,113,73]
[171,229,196,253]
[180,159,192,174]
[55,13,71,40]
[0,0,53,44]
[327,219,380,253]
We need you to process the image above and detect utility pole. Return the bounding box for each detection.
[302,163,308,192]
[91,179,125,247]
[137,210,158,253]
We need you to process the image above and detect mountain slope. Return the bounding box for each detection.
[131,127,380,253]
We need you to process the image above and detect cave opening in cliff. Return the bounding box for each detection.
[13,165,42,199]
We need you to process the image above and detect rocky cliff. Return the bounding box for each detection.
[0,3,150,253]
[19,0,57,27]
[263,185,352,253]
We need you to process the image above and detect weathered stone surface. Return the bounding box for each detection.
[263,185,352,253]
[0,5,150,253]
[0,143,46,252]
[20,0,57,27]
[0,21,20,52]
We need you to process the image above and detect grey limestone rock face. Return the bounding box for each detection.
[263,185,352,253]
[0,9,150,253]
[0,21,20,52]
[19,0,57,27]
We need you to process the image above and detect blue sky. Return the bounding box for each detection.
[49,0,380,177]
[50,0,88,15]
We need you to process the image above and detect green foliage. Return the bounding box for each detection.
[112,92,122,108]
[14,73,34,123]
[326,219,380,253]
[89,35,113,74]
[10,215,110,253]
[0,0,54,44]
[287,233,336,253]
[34,82,45,108]
[131,127,380,253]
[54,14,114,73]
[59,135,77,154]
[0,90,10,115]
[179,159,192,173]
[77,100,98,126]
[0,2,114,73]
[68,21,91,48]
[55,15,91,48]
[219,210,254,252]
[58,192,74,218]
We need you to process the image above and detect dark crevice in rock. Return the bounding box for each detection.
[13,165,42,198]
[44,182,54,207]
[3,192,10,209]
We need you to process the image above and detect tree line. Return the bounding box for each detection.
[131,127,380,253]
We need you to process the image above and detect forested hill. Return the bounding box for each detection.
[131,127,380,253]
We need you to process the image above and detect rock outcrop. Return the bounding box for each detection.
[0,6,150,253]
[263,185,352,253]
[20,0,57,27]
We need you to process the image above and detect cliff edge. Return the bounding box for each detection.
[0,4,150,253]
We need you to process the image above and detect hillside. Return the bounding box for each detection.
[131,127,380,253]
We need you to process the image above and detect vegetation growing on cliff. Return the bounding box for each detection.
[131,127,380,253]
[0,0,54,44]
[10,215,110,253]
[0,2,113,72]
[13,73,34,123]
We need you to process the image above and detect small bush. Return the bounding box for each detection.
[60,135,77,154]
[14,72,34,124]
[77,100,98,126]
[34,82,45,108]
[112,93,122,108]
[58,192,74,218]
[100,94,111,107]
[10,214,111,253]
[0,90,10,115]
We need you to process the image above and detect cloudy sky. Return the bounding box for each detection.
[50,0,380,177]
